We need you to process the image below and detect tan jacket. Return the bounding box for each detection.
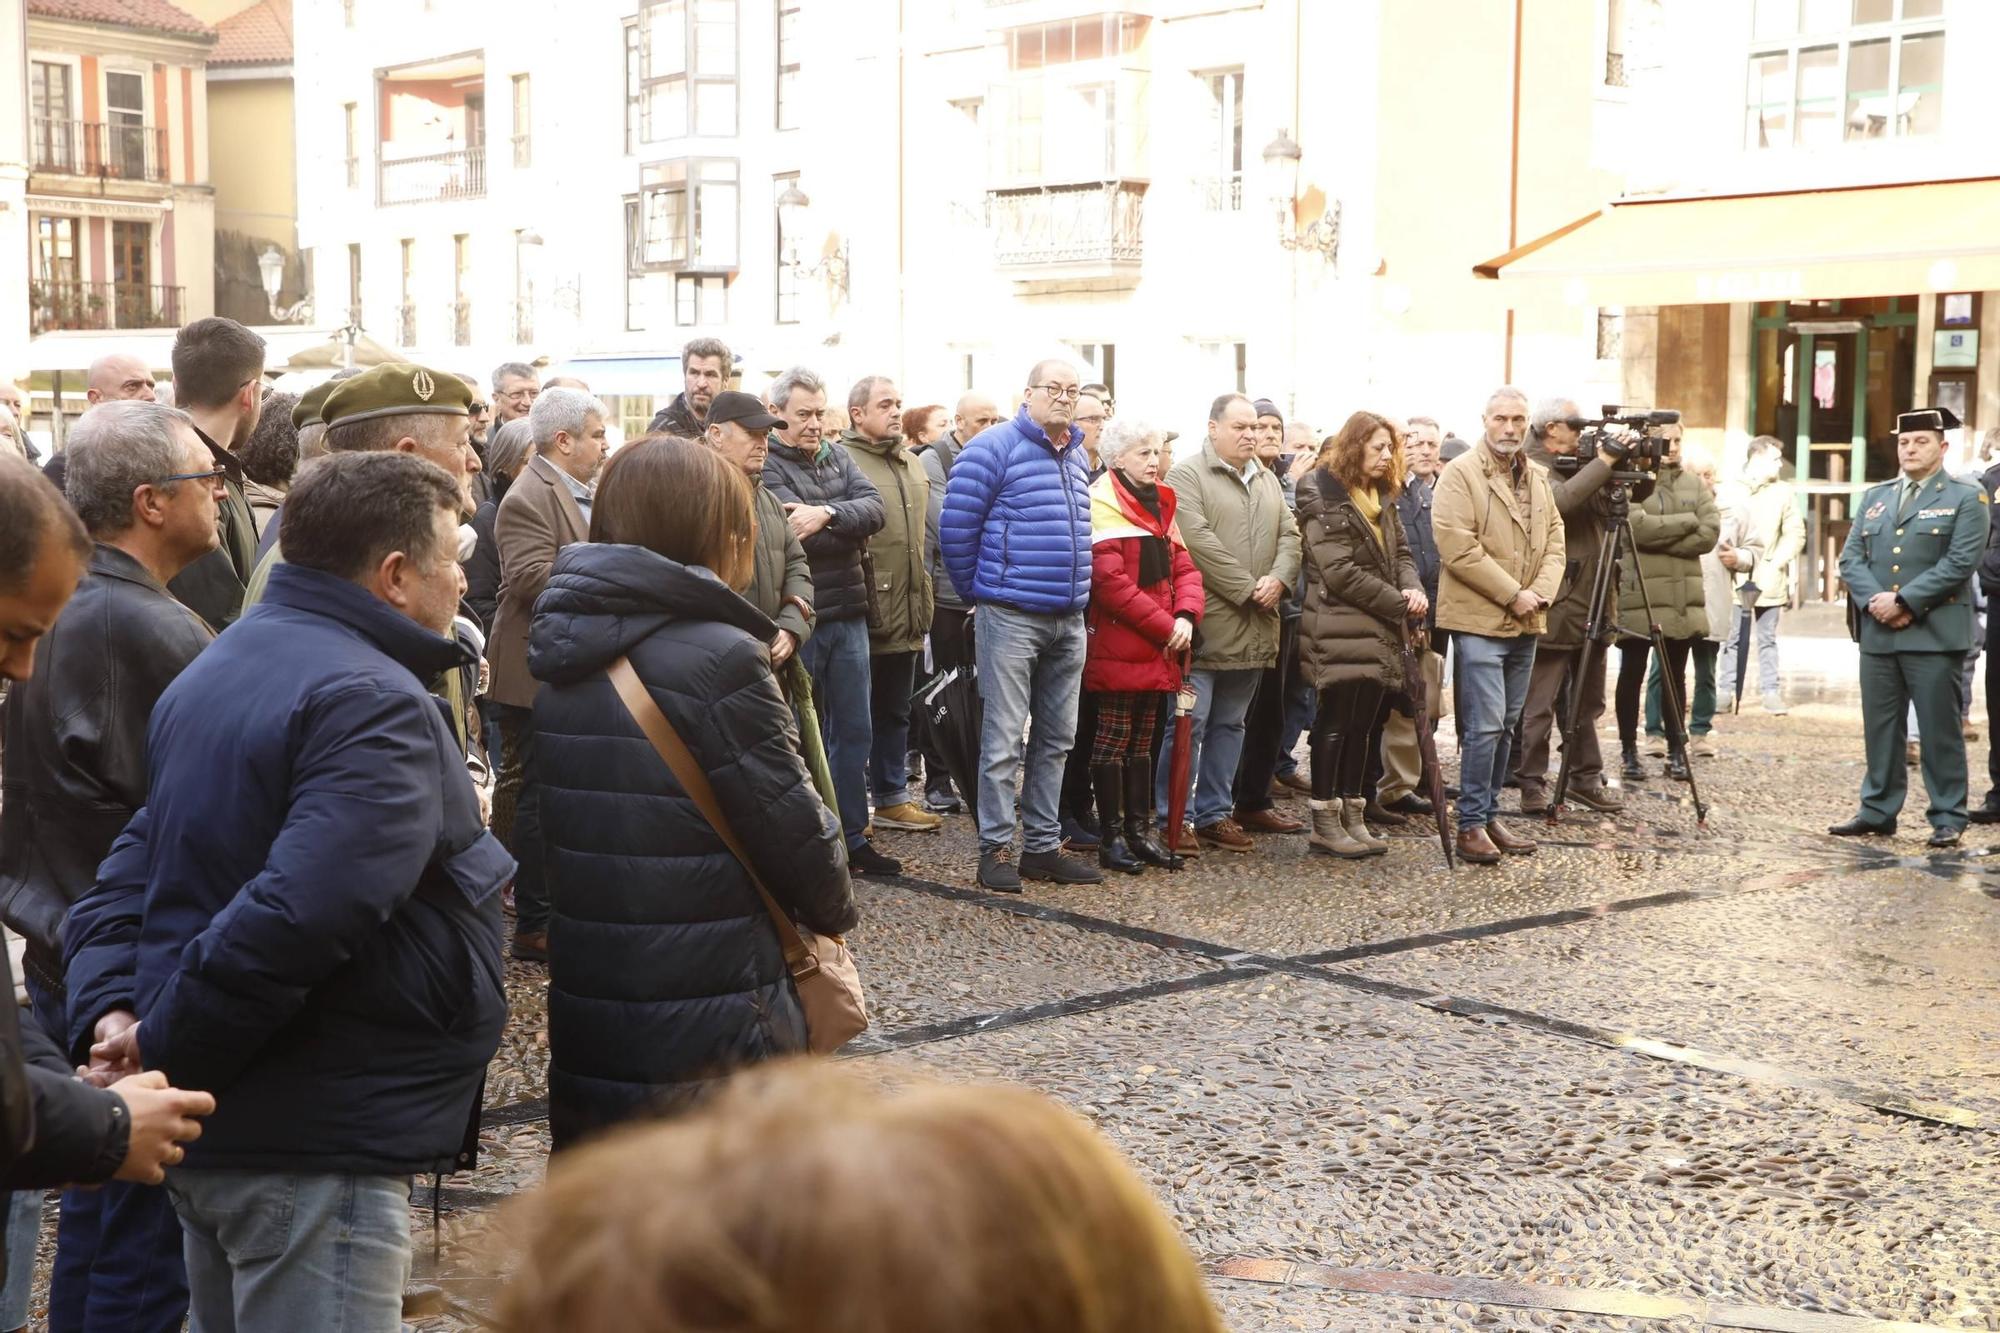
[1433,442,1565,638]
[489,454,590,708]
[1165,442,1302,671]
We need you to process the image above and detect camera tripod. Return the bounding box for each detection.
[1547,477,1711,829]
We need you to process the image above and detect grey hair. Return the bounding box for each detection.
[769,366,825,411]
[1746,434,1785,459]
[1528,396,1579,442]
[65,400,199,536]
[1485,386,1530,413]
[1098,417,1162,469]
[1405,415,1440,431]
[529,387,607,452]
[491,361,538,391]
[847,375,894,414]
[486,418,535,480]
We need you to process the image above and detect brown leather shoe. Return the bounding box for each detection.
[1195,818,1255,852]
[1164,822,1203,858]
[1275,771,1313,796]
[1234,806,1304,834]
[1485,819,1538,855]
[510,929,549,963]
[1456,825,1502,864]
[1362,800,1409,827]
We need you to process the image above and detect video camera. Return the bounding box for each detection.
[1551,406,1681,479]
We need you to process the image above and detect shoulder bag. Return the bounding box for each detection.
[606,657,868,1054]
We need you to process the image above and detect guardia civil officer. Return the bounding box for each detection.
[1830,407,1989,848]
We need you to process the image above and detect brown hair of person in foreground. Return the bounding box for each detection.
[488,1060,1226,1333]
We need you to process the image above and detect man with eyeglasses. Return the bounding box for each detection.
[941,360,1103,890]
[459,374,495,506]
[492,362,540,425]
[0,402,223,1330]
[157,318,265,634]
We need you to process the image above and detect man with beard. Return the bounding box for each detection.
[648,337,730,436]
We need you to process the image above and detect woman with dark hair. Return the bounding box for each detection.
[240,390,300,537]
[1083,417,1202,874]
[527,436,856,1146]
[1296,412,1427,858]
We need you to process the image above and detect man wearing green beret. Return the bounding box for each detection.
[1831,406,1990,848]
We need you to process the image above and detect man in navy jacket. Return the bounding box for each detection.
[939,358,1103,892]
[64,452,512,1330]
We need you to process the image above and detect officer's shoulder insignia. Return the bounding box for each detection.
[1981,491,1991,505]
[1864,500,1887,520]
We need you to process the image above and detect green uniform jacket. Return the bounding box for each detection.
[1166,443,1303,672]
[843,430,934,655]
[1838,470,1989,655]
[1615,463,1718,642]
[748,480,814,647]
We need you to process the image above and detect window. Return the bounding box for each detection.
[674,273,726,326]
[347,243,362,324]
[636,157,739,273]
[343,103,359,187]
[1193,340,1247,393]
[514,231,535,342]
[992,16,1150,186]
[511,74,531,167]
[637,162,689,267]
[637,0,738,142]
[774,173,800,323]
[1605,0,1627,86]
[1744,0,1945,147]
[35,215,79,286]
[452,234,471,345]
[625,19,642,154]
[30,62,73,171]
[776,1,801,130]
[105,71,147,179]
[399,238,416,345]
[1197,69,1243,210]
[1067,342,1115,395]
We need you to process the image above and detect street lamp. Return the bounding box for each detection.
[776,182,850,303]
[257,244,312,322]
[1260,129,1340,266]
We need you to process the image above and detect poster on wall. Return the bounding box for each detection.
[1941,293,1975,327]
[1934,329,1979,370]
[1935,380,1969,433]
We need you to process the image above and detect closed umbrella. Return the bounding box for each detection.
[1400,621,1455,871]
[1164,651,1195,859]
[915,664,983,826]
[1730,581,1760,714]
[784,658,843,824]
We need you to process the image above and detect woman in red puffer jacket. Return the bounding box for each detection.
[1084,418,1205,876]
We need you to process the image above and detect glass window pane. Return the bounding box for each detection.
[1745,53,1789,148]
[1799,0,1843,30]
[1794,46,1839,147]
[695,80,736,135]
[644,0,687,76]
[695,177,737,268]
[1901,0,1942,16]
[1751,0,1794,41]
[694,0,735,76]
[1899,32,1944,136]
[1844,39,1890,139]
[647,77,687,139]
[1851,0,1892,21]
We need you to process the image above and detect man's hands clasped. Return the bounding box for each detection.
[80,1010,216,1184]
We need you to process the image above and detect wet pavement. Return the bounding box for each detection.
[404,634,1998,1329]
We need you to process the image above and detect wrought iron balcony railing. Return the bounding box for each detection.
[30,280,185,333]
[988,179,1146,273]
[31,118,169,182]
[378,147,486,206]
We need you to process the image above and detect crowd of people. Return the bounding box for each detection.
[2,315,1996,1328]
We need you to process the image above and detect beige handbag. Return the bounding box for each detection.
[607,657,868,1055]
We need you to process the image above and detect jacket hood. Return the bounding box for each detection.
[842,429,904,460]
[529,543,776,684]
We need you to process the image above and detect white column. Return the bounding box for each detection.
[0,0,31,381]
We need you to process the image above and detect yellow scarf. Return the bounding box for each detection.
[1349,482,1387,548]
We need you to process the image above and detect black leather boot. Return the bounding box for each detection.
[1620,744,1648,783]
[1092,763,1142,875]
[1124,761,1181,868]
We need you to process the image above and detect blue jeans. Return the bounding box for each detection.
[1274,674,1316,777]
[166,1170,410,1333]
[867,649,917,805]
[974,604,1086,853]
[1717,603,1781,698]
[1155,668,1263,830]
[24,975,189,1333]
[800,615,874,850]
[1,1187,41,1330]
[1454,633,1538,827]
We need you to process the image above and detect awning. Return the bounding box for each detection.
[1474,177,2000,306]
[547,354,682,397]
[21,325,389,376]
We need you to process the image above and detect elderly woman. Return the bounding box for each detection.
[1296,411,1427,859]
[0,404,23,460]
[1084,417,1204,874]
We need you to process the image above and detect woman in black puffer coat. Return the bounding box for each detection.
[1296,411,1427,861]
[529,438,857,1149]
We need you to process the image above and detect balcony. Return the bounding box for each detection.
[988,178,1146,283]
[30,280,185,334]
[378,147,486,206]
[31,119,169,183]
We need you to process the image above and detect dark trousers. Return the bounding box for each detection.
[26,980,188,1333]
[1615,636,1698,750]
[1986,610,2000,796]
[1233,617,1300,813]
[868,650,919,803]
[1515,643,1609,792]
[1860,649,1969,831]
[1309,679,1387,801]
[495,703,549,934]
[1059,692,1101,824]
[919,606,972,797]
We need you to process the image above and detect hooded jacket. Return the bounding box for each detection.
[842,429,934,653]
[761,437,885,625]
[63,563,511,1176]
[1615,463,1720,642]
[1084,470,1204,694]
[1296,469,1422,691]
[528,543,856,1146]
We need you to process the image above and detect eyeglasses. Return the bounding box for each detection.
[498,388,538,404]
[160,465,228,486]
[469,403,491,417]
[1033,384,1081,401]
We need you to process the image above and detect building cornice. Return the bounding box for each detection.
[207,62,291,82]
[27,17,216,65]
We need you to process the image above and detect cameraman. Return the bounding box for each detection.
[1614,422,1718,782]
[1514,399,1650,813]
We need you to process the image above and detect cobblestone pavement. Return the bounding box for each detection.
[390,638,1999,1329]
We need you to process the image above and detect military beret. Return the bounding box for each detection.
[321,363,473,428]
[1897,406,1962,435]
[292,378,337,429]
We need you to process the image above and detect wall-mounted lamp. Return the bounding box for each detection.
[777,182,850,303]
[257,244,313,322]
[1260,129,1341,266]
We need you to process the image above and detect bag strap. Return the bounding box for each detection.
[606,656,821,983]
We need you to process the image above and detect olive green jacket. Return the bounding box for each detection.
[1165,442,1302,672]
[843,430,934,655]
[1615,463,1718,642]
[749,480,814,648]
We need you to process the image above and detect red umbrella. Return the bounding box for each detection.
[1164,650,1195,861]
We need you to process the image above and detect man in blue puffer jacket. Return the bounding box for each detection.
[940,358,1104,891]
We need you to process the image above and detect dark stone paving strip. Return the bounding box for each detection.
[1212,1258,1955,1332]
[877,873,1267,963]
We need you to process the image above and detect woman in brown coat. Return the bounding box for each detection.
[1296,412,1428,858]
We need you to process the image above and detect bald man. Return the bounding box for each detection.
[915,392,1004,813]
[87,354,157,407]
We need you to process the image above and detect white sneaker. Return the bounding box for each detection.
[1761,692,1789,715]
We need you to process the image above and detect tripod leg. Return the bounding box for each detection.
[1623,525,1712,827]
[1551,525,1621,820]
